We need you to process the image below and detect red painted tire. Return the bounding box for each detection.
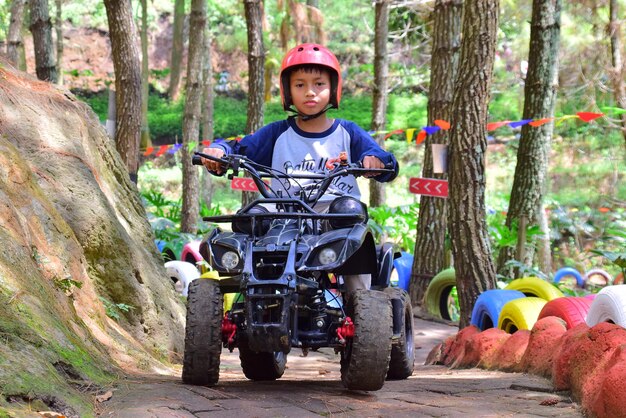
[614,272,624,285]
[537,297,593,329]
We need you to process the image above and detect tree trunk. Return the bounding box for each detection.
[140,0,151,150]
[448,0,499,328]
[608,0,626,148]
[242,0,265,207]
[201,28,215,210]
[7,0,27,68]
[104,0,142,182]
[369,0,390,209]
[55,0,63,85]
[29,0,58,83]
[410,0,462,309]
[180,0,206,234]
[497,0,561,278]
[168,0,186,101]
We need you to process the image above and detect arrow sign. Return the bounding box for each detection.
[231,177,268,192]
[409,177,448,198]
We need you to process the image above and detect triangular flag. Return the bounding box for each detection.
[508,119,533,128]
[383,129,404,141]
[600,106,626,115]
[434,119,451,130]
[143,146,154,156]
[528,118,553,127]
[155,145,169,157]
[486,121,511,131]
[415,130,427,145]
[202,140,211,146]
[423,126,441,135]
[168,143,182,154]
[188,142,198,152]
[555,115,580,126]
[406,128,416,143]
[576,112,604,122]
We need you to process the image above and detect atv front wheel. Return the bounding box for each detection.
[340,290,392,391]
[384,287,415,379]
[182,279,223,386]
[238,334,287,381]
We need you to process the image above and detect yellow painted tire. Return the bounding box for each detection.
[424,268,457,320]
[504,277,563,301]
[498,297,547,333]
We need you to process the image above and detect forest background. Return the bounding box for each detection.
[1,0,624,318]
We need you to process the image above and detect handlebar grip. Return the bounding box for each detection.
[192,155,203,166]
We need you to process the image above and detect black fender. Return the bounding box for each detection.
[371,242,399,290]
[333,230,378,276]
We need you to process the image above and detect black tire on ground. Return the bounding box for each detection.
[238,334,287,381]
[182,279,224,386]
[340,290,393,391]
[384,287,415,380]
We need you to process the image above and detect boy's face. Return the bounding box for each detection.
[289,68,331,116]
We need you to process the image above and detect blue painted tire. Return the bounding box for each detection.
[470,289,526,331]
[391,252,413,292]
[553,267,585,288]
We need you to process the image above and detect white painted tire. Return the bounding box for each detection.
[582,268,612,287]
[585,285,626,328]
[165,260,200,297]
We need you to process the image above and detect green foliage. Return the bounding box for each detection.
[99,297,134,321]
[487,211,544,258]
[368,204,419,252]
[54,276,83,293]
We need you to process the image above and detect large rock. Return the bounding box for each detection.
[521,316,568,378]
[588,344,626,418]
[552,322,626,412]
[0,58,185,415]
[488,329,529,371]
[458,327,510,368]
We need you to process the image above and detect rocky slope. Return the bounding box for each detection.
[0,57,185,416]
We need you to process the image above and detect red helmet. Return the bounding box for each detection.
[279,43,342,111]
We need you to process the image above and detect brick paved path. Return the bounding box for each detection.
[103,318,581,417]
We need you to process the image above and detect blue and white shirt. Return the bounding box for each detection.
[211,117,398,203]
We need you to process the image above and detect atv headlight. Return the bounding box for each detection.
[221,251,240,269]
[318,247,338,265]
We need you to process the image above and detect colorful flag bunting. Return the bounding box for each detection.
[528,118,553,127]
[423,126,441,135]
[139,110,605,157]
[434,120,451,130]
[416,130,427,145]
[406,128,416,143]
[508,119,533,128]
[576,112,604,122]
[487,121,511,131]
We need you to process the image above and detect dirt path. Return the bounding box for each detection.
[101,318,581,417]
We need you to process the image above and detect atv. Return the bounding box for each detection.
[182,151,415,391]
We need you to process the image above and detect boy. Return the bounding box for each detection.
[201,43,399,291]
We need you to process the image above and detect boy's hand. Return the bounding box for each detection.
[362,155,384,178]
[201,147,226,174]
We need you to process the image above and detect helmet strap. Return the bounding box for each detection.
[287,104,334,121]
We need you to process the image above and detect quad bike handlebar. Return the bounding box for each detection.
[192,151,393,206]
